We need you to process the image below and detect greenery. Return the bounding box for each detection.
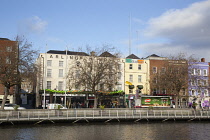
[57,104,62,110]
[99,105,105,109]
[43,89,124,95]
[13,105,20,111]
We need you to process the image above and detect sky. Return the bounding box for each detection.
[1,0,210,61]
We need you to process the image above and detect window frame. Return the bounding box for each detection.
[129,74,133,82]
[59,61,64,67]
[47,69,52,77]
[47,60,52,66]
[129,64,133,69]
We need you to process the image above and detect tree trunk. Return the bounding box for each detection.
[50,93,53,103]
[36,86,40,108]
[1,87,9,110]
[175,96,179,108]
[94,94,98,108]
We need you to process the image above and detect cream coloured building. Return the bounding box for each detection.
[36,50,125,107]
[124,54,150,107]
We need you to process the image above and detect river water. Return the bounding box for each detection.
[0,122,210,140]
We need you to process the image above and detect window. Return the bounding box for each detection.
[191,69,196,75]
[161,67,166,73]
[118,64,122,70]
[138,75,142,83]
[59,61,64,67]
[204,90,208,96]
[129,64,133,69]
[203,80,208,86]
[153,77,157,84]
[191,80,196,86]
[59,69,63,77]
[162,89,166,94]
[153,89,158,95]
[129,75,133,82]
[47,81,51,89]
[191,90,195,96]
[6,46,12,52]
[47,69,52,77]
[118,72,121,80]
[153,67,157,73]
[198,90,201,95]
[6,57,11,64]
[197,69,201,76]
[58,81,63,90]
[138,64,141,70]
[47,60,52,66]
[203,69,207,76]
[197,79,201,86]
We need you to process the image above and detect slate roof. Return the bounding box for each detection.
[0,38,10,40]
[47,50,89,56]
[99,51,115,57]
[146,54,160,58]
[126,54,140,59]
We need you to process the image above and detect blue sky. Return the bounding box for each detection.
[1,0,210,61]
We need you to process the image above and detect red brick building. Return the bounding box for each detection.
[0,38,19,104]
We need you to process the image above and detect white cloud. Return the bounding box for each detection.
[132,17,144,24]
[142,0,210,61]
[18,16,48,35]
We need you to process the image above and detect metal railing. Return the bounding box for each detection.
[0,109,209,122]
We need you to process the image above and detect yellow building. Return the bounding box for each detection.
[124,54,149,108]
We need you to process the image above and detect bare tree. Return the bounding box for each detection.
[67,46,121,108]
[0,36,39,109]
[150,53,197,108]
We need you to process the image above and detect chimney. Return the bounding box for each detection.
[201,58,205,62]
[90,51,96,56]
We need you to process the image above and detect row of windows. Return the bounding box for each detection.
[190,89,209,96]
[191,79,208,86]
[191,69,208,76]
[47,60,64,67]
[47,81,63,90]
[47,69,64,77]
[152,67,208,76]
[129,64,142,70]
[129,75,142,83]
[152,67,167,74]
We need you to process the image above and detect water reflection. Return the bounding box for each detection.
[0,122,210,140]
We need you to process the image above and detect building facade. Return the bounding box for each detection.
[124,54,149,108]
[0,38,19,104]
[188,59,209,109]
[36,50,125,108]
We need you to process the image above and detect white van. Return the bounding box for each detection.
[47,104,67,109]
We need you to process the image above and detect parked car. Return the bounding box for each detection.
[0,104,26,110]
[47,103,67,109]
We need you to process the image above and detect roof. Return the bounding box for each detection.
[99,51,115,57]
[126,54,140,59]
[47,50,89,56]
[147,54,160,58]
[0,38,10,40]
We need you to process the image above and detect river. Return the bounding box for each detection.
[0,122,210,140]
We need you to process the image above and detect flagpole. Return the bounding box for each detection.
[43,44,47,109]
[64,47,67,107]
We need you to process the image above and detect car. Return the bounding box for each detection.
[47,103,67,109]
[0,104,26,110]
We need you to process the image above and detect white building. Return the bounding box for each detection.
[36,50,125,108]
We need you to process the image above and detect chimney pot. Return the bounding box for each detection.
[201,58,205,62]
